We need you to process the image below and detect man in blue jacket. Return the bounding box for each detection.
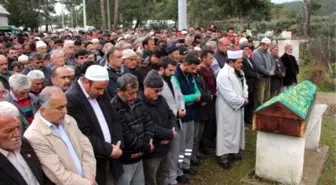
[172,53,201,176]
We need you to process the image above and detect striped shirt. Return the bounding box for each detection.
[197,65,217,95]
[16,98,34,124]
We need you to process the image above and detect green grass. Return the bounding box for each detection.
[190,116,336,185]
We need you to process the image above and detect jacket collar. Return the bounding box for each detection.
[33,112,71,136]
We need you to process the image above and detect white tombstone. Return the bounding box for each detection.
[255,104,328,185]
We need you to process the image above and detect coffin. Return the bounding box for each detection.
[253,80,316,137]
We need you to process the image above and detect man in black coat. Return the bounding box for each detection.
[241,45,259,124]
[280,44,299,90]
[0,101,53,185]
[66,65,124,185]
[140,70,177,185]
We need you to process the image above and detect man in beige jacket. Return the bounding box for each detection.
[24,86,97,185]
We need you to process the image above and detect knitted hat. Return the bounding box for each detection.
[143,70,163,88]
[167,43,179,54]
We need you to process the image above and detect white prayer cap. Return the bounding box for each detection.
[36,41,47,48]
[84,65,109,81]
[124,34,132,40]
[261,37,271,45]
[34,37,41,41]
[181,30,188,35]
[117,37,125,43]
[63,40,74,48]
[91,38,100,44]
[239,38,248,45]
[194,46,201,51]
[18,54,29,62]
[122,49,137,59]
[227,49,243,60]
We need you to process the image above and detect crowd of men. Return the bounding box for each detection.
[0,26,299,185]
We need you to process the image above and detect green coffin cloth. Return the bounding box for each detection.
[255,80,316,119]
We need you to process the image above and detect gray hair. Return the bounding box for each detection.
[0,101,20,118]
[27,70,45,81]
[205,41,217,48]
[9,74,32,91]
[123,43,133,50]
[38,86,63,109]
[50,49,64,60]
[117,73,139,91]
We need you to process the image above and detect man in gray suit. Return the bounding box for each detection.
[158,56,188,185]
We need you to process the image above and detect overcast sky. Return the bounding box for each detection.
[54,0,299,15]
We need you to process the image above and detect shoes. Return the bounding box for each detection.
[183,167,200,175]
[176,175,189,184]
[191,158,201,166]
[219,159,232,170]
[230,150,243,162]
[200,148,213,156]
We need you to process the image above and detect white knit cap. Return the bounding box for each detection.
[122,49,137,59]
[261,37,271,45]
[227,50,243,59]
[194,46,201,51]
[36,41,47,48]
[84,65,109,81]
[18,54,29,62]
[181,30,188,35]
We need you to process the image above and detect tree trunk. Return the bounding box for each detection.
[113,0,119,30]
[107,0,111,30]
[134,18,141,29]
[100,0,107,29]
[45,16,49,32]
[303,0,312,37]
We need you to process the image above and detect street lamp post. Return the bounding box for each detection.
[178,0,187,31]
[83,0,87,28]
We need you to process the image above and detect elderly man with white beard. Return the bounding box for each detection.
[215,49,248,170]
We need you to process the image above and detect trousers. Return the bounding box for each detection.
[143,153,171,185]
[116,160,144,185]
[180,120,195,170]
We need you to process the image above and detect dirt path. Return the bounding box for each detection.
[316,92,336,116]
[316,92,336,105]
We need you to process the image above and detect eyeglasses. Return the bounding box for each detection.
[0,89,9,97]
[152,88,162,94]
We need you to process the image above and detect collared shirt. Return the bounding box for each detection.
[0,148,40,185]
[246,57,253,69]
[10,91,21,101]
[78,78,112,143]
[38,112,83,176]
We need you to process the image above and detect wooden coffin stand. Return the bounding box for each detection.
[249,81,329,185]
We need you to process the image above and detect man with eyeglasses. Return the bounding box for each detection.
[140,70,177,185]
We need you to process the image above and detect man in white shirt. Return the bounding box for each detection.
[66,65,124,185]
[0,101,52,185]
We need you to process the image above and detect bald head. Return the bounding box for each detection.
[218,38,231,53]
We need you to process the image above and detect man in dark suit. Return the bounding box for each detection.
[280,44,299,90]
[0,101,53,185]
[241,45,259,124]
[66,65,124,185]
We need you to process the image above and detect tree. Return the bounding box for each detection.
[113,0,119,30]
[101,0,107,29]
[303,0,312,37]
[107,0,111,30]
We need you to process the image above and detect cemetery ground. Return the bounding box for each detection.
[189,115,335,185]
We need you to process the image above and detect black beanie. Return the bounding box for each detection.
[144,70,163,88]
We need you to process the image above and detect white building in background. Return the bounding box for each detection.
[0,5,9,26]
